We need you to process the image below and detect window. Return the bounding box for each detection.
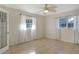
[59,16,74,28]
[20,15,36,30]
[67,17,74,28]
[26,19,32,29]
[59,17,68,28]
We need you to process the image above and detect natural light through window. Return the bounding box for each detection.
[68,17,74,22]
[32,24,35,30]
[20,24,27,30]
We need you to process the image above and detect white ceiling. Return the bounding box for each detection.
[2,4,79,16]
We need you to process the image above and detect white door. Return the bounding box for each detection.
[19,15,36,43]
[25,17,36,41]
[58,16,76,43]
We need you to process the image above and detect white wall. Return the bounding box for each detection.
[0,5,45,46]
[75,16,79,44]
[45,9,79,43]
[46,16,58,39]
[36,16,46,39]
[60,28,75,43]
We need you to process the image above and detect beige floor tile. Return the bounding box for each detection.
[4,39,79,54]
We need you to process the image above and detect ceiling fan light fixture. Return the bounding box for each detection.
[44,9,48,13]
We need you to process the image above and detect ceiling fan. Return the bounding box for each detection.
[39,4,56,15]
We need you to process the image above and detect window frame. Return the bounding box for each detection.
[58,16,75,29]
[26,19,33,29]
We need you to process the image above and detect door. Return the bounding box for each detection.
[0,9,9,53]
[19,15,36,43]
[58,16,76,43]
[26,17,36,41]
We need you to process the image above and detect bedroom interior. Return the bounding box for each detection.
[0,4,79,54]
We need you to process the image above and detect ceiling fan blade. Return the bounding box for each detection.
[49,6,57,9]
[36,9,43,12]
[36,4,57,15]
[48,9,56,12]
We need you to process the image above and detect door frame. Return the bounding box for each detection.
[0,8,9,53]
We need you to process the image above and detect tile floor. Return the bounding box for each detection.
[4,39,79,54]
